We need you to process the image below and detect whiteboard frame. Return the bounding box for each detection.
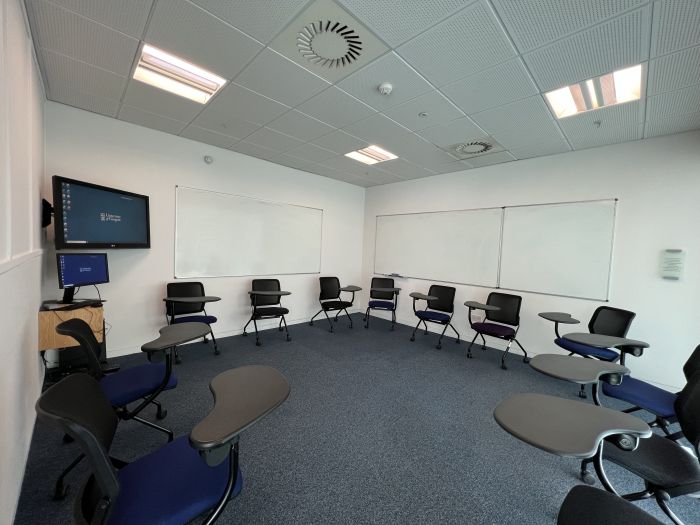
[174,185,324,279]
[372,198,617,300]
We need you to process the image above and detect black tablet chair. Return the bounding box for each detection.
[364,277,399,330]
[166,281,219,361]
[36,365,289,525]
[602,344,700,436]
[553,306,636,363]
[557,485,663,525]
[409,285,460,350]
[243,279,291,346]
[52,318,177,499]
[595,371,700,525]
[465,292,529,369]
[309,277,360,332]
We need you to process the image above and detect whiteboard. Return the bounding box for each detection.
[374,208,503,286]
[499,200,616,300]
[175,187,322,278]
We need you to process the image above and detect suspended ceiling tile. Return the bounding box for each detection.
[465,151,516,168]
[383,90,464,131]
[244,127,306,152]
[267,110,336,142]
[145,0,262,79]
[40,48,127,101]
[647,45,700,95]
[26,0,139,76]
[375,158,436,180]
[235,49,330,107]
[286,143,338,163]
[564,123,642,150]
[189,0,309,43]
[268,0,389,83]
[229,140,280,161]
[523,6,652,91]
[338,0,477,47]
[644,112,700,138]
[337,52,433,112]
[510,141,571,160]
[342,113,409,143]
[269,154,323,174]
[418,117,485,147]
[48,83,120,117]
[650,0,700,57]
[122,79,205,122]
[396,138,461,168]
[47,0,154,39]
[471,96,555,135]
[397,1,516,87]
[312,130,368,154]
[179,125,239,149]
[319,154,376,176]
[558,100,644,138]
[193,83,290,129]
[441,58,539,115]
[118,105,188,135]
[296,87,375,128]
[491,0,647,52]
[364,167,409,185]
[646,83,700,121]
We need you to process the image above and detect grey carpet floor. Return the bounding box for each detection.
[15,314,700,524]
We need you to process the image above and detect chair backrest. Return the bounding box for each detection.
[251,279,281,307]
[56,319,104,379]
[675,371,700,451]
[683,345,700,381]
[166,282,206,316]
[319,277,341,301]
[35,373,120,523]
[370,277,394,300]
[588,306,635,337]
[427,285,455,313]
[485,292,522,326]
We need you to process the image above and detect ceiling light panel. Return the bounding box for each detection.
[345,145,398,164]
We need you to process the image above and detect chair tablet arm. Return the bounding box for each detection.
[409,292,437,301]
[248,290,291,296]
[538,312,580,338]
[370,287,401,294]
[189,365,290,467]
[340,285,362,292]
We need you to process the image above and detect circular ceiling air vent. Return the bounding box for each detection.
[297,21,362,68]
[455,141,493,155]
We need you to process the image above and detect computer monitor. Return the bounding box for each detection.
[56,253,109,303]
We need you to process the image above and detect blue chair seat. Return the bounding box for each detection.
[602,377,677,419]
[254,306,289,317]
[369,300,394,310]
[416,310,450,323]
[100,363,177,408]
[110,436,242,525]
[172,315,217,325]
[322,300,353,311]
[555,337,619,361]
[472,322,515,338]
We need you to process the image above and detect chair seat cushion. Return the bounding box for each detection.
[110,436,242,525]
[368,300,395,310]
[602,377,677,419]
[471,322,515,338]
[603,433,700,490]
[172,315,217,325]
[557,485,664,525]
[100,363,177,408]
[555,337,619,361]
[322,300,353,311]
[416,310,450,323]
[254,306,289,317]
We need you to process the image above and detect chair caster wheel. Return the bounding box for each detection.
[242,332,247,337]
[214,349,220,355]
[581,471,596,485]
[455,339,460,344]
[481,345,486,351]
[255,341,261,347]
[334,318,338,322]
[278,327,284,332]
[423,331,428,335]
[467,353,473,359]
[523,357,530,363]
[175,358,182,365]
[309,321,313,326]
[62,433,74,444]
[286,336,291,342]
[364,325,369,329]
[436,344,442,350]
[578,391,588,399]
[157,409,168,420]
[410,336,415,342]
[501,363,508,370]
[53,484,68,501]
[349,325,353,329]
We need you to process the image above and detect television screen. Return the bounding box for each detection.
[53,176,150,249]
[57,253,110,289]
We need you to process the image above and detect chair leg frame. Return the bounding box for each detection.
[409,318,459,349]
[203,439,239,525]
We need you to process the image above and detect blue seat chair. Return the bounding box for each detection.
[409,285,460,350]
[466,292,529,370]
[166,281,219,361]
[364,277,399,330]
[602,344,700,435]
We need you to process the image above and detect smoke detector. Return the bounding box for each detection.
[445,138,505,160]
[378,82,393,95]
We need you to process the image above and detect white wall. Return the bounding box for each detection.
[362,132,700,391]
[0,0,45,523]
[44,102,365,356]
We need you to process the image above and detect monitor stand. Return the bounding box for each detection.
[61,287,75,304]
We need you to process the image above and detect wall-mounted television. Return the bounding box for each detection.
[52,176,151,249]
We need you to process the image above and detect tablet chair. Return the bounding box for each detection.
[166,281,219,361]
[364,277,399,330]
[602,344,700,436]
[52,318,177,499]
[243,279,291,346]
[309,277,359,332]
[596,371,700,525]
[409,285,460,350]
[557,485,663,525]
[466,292,529,369]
